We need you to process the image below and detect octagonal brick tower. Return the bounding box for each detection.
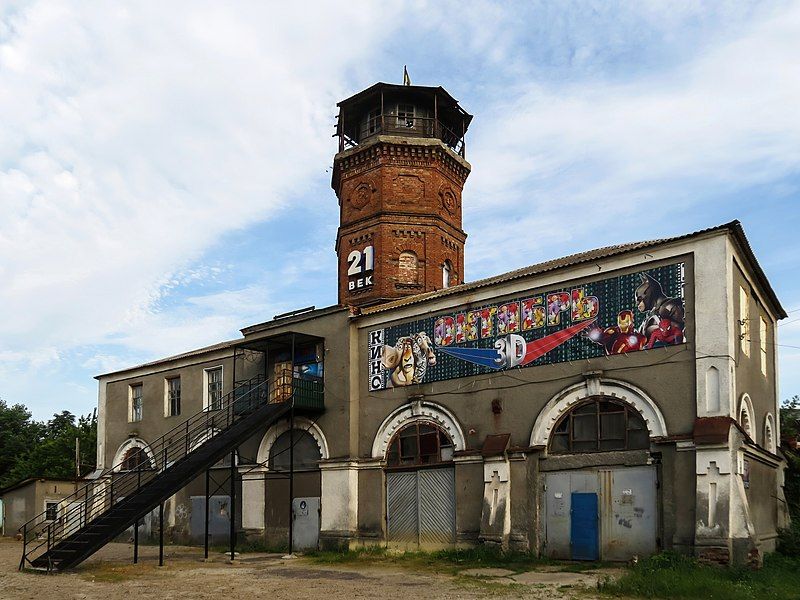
[332,82,473,308]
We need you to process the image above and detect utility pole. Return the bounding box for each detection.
[75,437,80,479]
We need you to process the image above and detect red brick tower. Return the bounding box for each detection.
[332,82,472,308]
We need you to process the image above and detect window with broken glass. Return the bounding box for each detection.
[397,103,415,128]
[386,422,454,467]
[549,398,649,454]
[167,377,181,416]
[45,502,59,521]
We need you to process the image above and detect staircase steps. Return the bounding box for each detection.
[23,394,291,571]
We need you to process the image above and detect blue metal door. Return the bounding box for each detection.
[571,492,598,561]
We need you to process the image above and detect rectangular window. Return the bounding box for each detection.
[130,384,143,423]
[45,502,58,521]
[166,377,181,416]
[739,286,750,356]
[366,107,381,135]
[760,316,768,376]
[206,367,223,411]
[397,103,415,128]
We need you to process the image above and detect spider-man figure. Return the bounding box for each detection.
[646,317,683,348]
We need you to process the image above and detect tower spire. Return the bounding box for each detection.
[403,65,411,86]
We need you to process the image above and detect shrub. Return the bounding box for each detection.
[777,520,800,557]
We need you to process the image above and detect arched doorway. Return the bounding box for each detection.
[245,419,327,550]
[110,439,157,540]
[384,421,456,548]
[540,394,659,562]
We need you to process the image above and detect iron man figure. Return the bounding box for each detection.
[587,310,647,355]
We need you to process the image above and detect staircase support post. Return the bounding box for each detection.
[133,518,139,564]
[229,451,236,561]
[288,333,295,556]
[204,469,210,560]
[47,522,52,574]
[19,524,26,571]
[159,502,164,567]
[288,404,294,555]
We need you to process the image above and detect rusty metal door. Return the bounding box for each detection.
[545,467,656,561]
[386,468,455,548]
[599,466,657,560]
[190,495,231,544]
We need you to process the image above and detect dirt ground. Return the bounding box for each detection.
[0,537,616,600]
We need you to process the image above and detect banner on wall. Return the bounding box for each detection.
[368,262,686,391]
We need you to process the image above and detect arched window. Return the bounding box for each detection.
[549,398,649,454]
[386,422,454,467]
[120,447,154,471]
[269,429,322,471]
[398,251,418,285]
[739,394,754,440]
[442,260,452,289]
[764,413,776,453]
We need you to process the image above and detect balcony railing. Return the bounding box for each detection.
[293,375,324,411]
[342,115,465,157]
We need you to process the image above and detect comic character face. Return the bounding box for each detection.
[635,273,665,313]
[617,310,634,333]
[400,339,415,377]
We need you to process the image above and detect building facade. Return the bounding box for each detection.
[91,81,787,566]
[0,478,79,536]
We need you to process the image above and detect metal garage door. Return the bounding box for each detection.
[386,467,455,548]
[544,465,657,561]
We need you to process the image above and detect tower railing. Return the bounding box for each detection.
[342,115,465,157]
[17,372,305,570]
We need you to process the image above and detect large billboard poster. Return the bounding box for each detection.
[368,262,685,391]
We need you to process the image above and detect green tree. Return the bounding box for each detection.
[0,407,97,488]
[0,398,43,488]
[781,395,800,517]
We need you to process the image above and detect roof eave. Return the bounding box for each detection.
[728,221,787,319]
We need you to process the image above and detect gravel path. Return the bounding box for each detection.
[0,537,612,599]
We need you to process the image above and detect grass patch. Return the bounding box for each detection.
[453,576,530,596]
[599,552,800,600]
[306,545,389,564]
[79,563,159,583]
[306,545,605,575]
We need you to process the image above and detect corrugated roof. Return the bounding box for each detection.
[95,339,237,380]
[240,304,344,336]
[358,221,787,318]
[96,305,346,379]
[0,477,79,496]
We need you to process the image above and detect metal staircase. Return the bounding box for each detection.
[19,375,291,572]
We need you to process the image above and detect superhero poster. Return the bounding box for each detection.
[367,262,685,391]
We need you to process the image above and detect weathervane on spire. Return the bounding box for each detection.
[403,65,411,86]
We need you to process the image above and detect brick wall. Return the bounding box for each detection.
[334,138,471,306]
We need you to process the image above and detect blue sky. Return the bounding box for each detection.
[1,1,799,420]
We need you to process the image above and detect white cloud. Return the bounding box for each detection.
[0,2,400,361]
[2,1,799,416]
[463,2,800,274]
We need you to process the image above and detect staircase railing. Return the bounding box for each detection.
[18,373,278,570]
